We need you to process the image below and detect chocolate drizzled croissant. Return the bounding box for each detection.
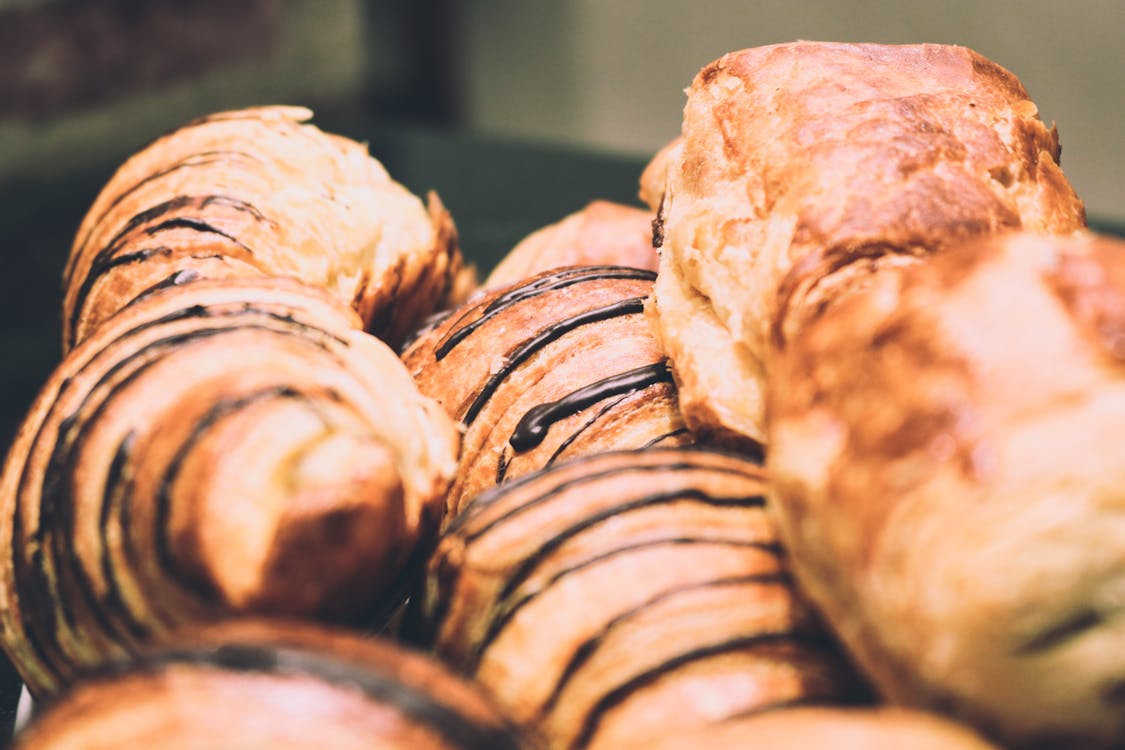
[12,620,527,750]
[63,105,472,350]
[402,266,695,516]
[417,448,866,750]
[485,202,657,289]
[0,278,458,697]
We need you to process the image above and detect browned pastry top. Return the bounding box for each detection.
[768,230,1125,749]
[12,620,525,750]
[485,201,658,289]
[650,41,1086,444]
[635,707,1000,749]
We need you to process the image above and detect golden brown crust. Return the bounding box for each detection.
[0,278,458,697]
[485,201,657,289]
[63,105,472,350]
[768,231,1125,749]
[12,620,525,750]
[636,707,1000,749]
[420,448,866,750]
[638,138,682,211]
[653,42,1086,444]
[403,266,693,516]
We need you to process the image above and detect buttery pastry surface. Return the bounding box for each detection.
[11,620,525,750]
[636,707,999,749]
[768,231,1125,749]
[419,448,867,750]
[63,105,472,350]
[403,266,693,515]
[485,201,657,289]
[0,278,458,697]
[651,41,1086,444]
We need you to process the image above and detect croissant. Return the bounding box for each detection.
[62,105,472,350]
[403,266,694,515]
[635,707,999,750]
[485,201,657,289]
[768,231,1125,748]
[0,277,458,697]
[417,447,867,750]
[649,42,1086,444]
[11,619,526,749]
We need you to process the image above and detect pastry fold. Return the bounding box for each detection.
[650,42,1086,444]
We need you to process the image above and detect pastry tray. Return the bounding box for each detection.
[0,116,1122,739]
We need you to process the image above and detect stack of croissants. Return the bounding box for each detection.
[0,41,1120,749]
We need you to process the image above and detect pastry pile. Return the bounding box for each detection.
[0,41,1117,749]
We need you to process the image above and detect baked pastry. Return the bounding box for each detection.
[417,447,867,750]
[63,105,472,350]
[485,201,657,289]
[403,266,694,515]
[768,231,1125,748]
[0,278,458,697]
[11,619,526,749]
[650,42,1086,444]
[637,137,681,211]
[636,707,999,749]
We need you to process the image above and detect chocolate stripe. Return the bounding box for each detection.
[143,218,255,254]
[434,266,655,360]
[461,297,646,425]
[467,538,783,671]
[69,194,271,347]
[570,630,832,749]
[120,269,203,310]
[452,455,760,540]
[640,427,692,448]
[1016,608,1105,655]
[491,490,765,618]
[509,362,674,451]
[536,574,794,722]
[68,150,259,282]
[542,393,633,469]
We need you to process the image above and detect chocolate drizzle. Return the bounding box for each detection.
[462,297,646,425]
[536,574,794,721]
[434,266,656,360]
[509,362,673,451]
[569,631,834,749]
[67,193,272,347]
[468,539,784,672]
